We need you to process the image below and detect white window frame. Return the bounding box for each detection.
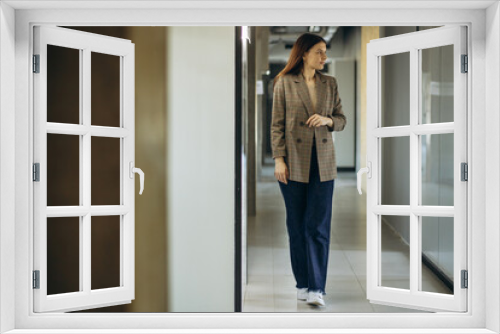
[0,2,498,333]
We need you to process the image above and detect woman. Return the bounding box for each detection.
[271,32,346,307]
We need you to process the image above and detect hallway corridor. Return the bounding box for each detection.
[244,170,452,313]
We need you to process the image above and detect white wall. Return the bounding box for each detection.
[0,2,16,332]
[336,27,361,170]
[165,26,235,312]
[332,58,356,168]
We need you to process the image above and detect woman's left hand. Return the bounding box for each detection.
[306,114,333,128]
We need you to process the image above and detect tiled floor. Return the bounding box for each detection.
[243,168,452,313]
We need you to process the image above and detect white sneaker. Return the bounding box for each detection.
[297,288,308,301]
[306,290,325,307]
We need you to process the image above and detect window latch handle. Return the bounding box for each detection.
[129,162,144,195]
[357,161,371,195]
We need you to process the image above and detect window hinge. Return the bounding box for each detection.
[461,162,468,181]
[33,163,40,182]
[461,54,468,73]
[33,270,40,289]
[461,270,468,289]
[33,54,40,73]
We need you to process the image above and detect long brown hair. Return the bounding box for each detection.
[273,33,327,88]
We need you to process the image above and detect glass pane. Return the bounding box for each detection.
[47,217,80,295]
[381,215,410,290]
[47,45,80,124]
[421,133,454,206]
[381,136,410,205]
[421,217,454,294]
[47,134,80,206]
[421,45,454,124]
[91,137,120,205]
[91,216,121,290]
[91,52,121,127]
[380,52,410,127]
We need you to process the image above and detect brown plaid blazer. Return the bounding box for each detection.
[271,71,346,183]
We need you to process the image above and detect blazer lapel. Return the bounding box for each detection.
[316,72,327,116]
[293,72,313,118]
[293,71,327,118]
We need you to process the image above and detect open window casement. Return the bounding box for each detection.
[358,25,467,312]
[33,26,141,312]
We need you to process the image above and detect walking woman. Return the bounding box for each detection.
[271,32,346,307]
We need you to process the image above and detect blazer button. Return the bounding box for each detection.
[297,138,302,143]
[322,138,327,143]
[300,121,305,126]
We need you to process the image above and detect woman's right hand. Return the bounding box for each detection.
[274,157,289,184]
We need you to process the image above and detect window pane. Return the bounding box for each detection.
[421,133,454,206]
[421,45,454,124]
[47,45,80,124]
[381,215,410,290]
[47,134,80,206]
[91,216,121,290]
[91,137,120,205]
[380,52,410,127]
[381,136,410,205]
[47,217,80,295]
[420,217,454,294]
[91,52,121,127]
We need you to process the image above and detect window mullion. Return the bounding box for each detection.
[82,214,91,293]
[46,206,129,217]
[82,47,91,294]
[410,47,419,295]
[76,46,84,297]
[119,55,124,287]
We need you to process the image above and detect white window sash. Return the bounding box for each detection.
[32,25,136,313]
[365,25,467,312]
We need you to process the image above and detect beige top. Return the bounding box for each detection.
[306,80,317,113]
[306,79,317,141]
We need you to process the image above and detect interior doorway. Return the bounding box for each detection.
[241,25,461,313]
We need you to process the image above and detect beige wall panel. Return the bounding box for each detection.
[127,26,168,313]
[360,26,380,193]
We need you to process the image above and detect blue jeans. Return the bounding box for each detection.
[278,142,335,295]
